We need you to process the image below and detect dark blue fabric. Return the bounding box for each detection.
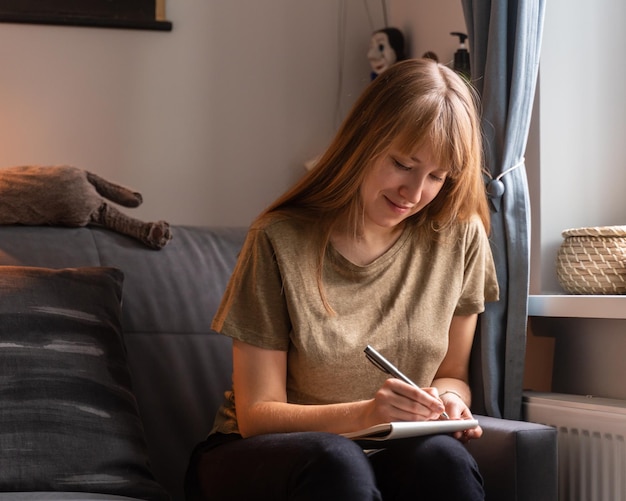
[462,0,546,420]
[187,432,483,500]
[369,434,484,500]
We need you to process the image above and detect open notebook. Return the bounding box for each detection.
[342,418,479,442]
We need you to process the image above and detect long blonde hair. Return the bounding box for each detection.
[247,59,489,312]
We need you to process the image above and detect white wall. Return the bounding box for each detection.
[528,0,626,401]
[0,1,387,226]
[532,0,626,293]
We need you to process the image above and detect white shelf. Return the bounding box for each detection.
[528,294,626,319]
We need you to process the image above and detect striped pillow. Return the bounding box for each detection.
[0,266,168,500]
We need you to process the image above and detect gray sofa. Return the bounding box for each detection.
[0,225,557,500]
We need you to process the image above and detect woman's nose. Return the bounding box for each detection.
[400,177,425,204]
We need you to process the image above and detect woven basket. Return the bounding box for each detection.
[556,225,626,294]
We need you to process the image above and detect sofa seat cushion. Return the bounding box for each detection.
[0,266,168,500]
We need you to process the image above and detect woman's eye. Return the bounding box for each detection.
[430,173,446,183]
[393,159,411,171]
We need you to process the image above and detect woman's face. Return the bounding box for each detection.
[360,142,448,232]
[368,32,397,76]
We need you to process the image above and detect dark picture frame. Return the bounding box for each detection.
[0,0,172,31]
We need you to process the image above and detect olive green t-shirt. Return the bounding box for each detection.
[211,216,499,434]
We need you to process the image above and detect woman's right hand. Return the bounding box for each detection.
[232,340,446,437]
[365,378,446,425]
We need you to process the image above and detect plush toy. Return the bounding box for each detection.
[0,165,172,249]
[367,27,406,80]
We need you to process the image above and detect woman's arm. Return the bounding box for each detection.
[432,313,483,441]
[232,339,446,438]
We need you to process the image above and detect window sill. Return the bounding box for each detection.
[528,294,626,319]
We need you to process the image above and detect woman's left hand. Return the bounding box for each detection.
[433,314,483,443]
[440,391,482,443]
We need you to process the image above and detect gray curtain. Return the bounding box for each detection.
[461,0,546,420]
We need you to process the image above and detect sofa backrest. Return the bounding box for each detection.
[0,225,247,500]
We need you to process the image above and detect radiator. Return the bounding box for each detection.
[523,392,626,501]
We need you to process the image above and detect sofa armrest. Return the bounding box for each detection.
[465,415,557,501]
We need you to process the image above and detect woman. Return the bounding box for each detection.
[186,58,499,500]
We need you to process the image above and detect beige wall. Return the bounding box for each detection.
[0,1,469,227]
[0,2,378,226]
[389,0,465,66]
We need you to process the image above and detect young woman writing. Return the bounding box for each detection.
[186,58,499,501]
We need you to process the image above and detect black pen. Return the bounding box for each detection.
[364,345,450,420]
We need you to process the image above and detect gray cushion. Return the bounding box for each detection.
[0,266,168,500]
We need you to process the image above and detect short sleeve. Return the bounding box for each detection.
[454,218,500,316]
[211,227,291,350]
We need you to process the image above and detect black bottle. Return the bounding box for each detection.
[451,32,471,80]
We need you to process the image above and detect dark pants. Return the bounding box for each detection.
[185,431,484,501]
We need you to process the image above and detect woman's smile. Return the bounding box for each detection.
[384,195,414,215]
